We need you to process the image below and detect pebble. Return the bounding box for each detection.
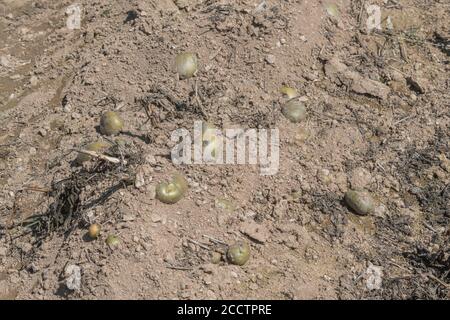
[304,72,318,81]
[63,103,72,113]
[65,265,81,291]
[265,54,276,65]
[71,112,81,119]
[203,276,213,285]
[150,214,162,223]
[30,75,38,87]
[29,147,37,155]
[317,168,332,185]
[134,168,146,189]
[38,128,47,137]
[122,214,135,222]
[373,204,387,217]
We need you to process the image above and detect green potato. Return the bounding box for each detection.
[227,241,250,266]
[176,53,198,79]
[88,223,101,239]
[156,174,189,204]
[100,111,124,136]
[172,173,189,194]
[344,189,375,216]
[106,235,120,246]
[280,86,298,99]
[282,100,307,123]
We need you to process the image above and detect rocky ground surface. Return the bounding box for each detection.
[0,0,449,300]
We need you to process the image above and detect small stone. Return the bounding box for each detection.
[151,214,162,223]
[390,70,405,82]
[203,276,213,285]
[18,242,33,253]
[317,168,332,185]
[38,128,47,137]
[0,55,12,68]
[245,211,257,219]
[65,265,81,291]
[63,103,72,113]
[366,263,383,290]
[265,54,276,65]
[71,112,81,119]
[134,167,146,189]
[304,72,318,81]
[29,263,40,273]
[0,246,7,256]
[30,75,38,86]
[373,204,387,217]
[210,252,222,264]
[122,214,135,222]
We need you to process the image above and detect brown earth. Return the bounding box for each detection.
[0,0,449,300]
